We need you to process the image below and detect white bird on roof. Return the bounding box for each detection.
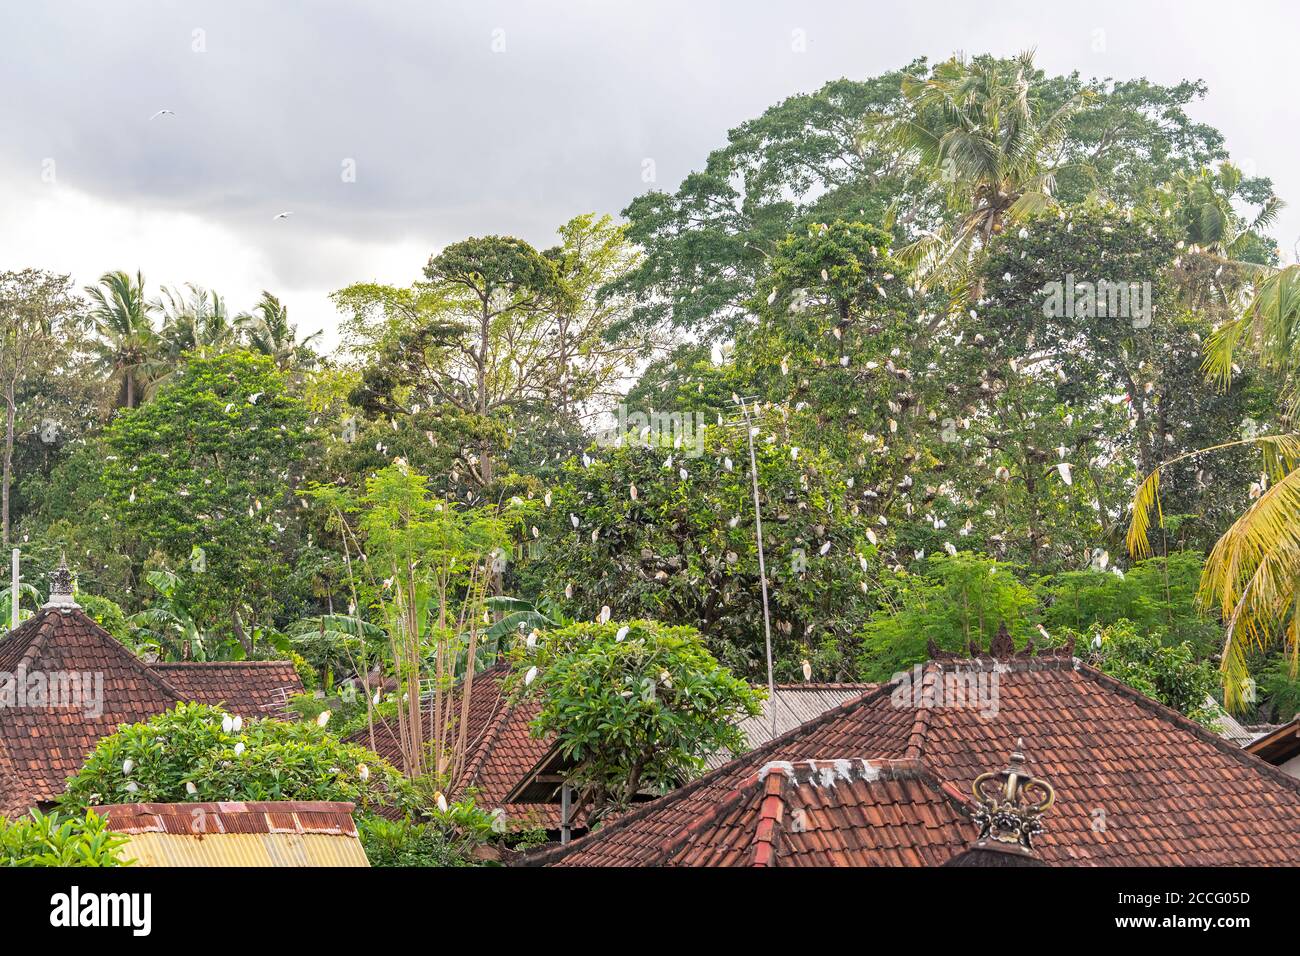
[801,659,812,682]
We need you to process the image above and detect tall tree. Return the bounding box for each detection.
[101,351,312,650]
[615,71,927,338]
[85,270,160,409]
[241,291,322,372]
[334,219,645,498]
[1129,263,1300,708]
[0,270,82,546]
[871,51,1088,289]
[157,283,245,362]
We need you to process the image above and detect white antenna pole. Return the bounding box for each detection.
[10,548,19,632]
[739,398,778,739]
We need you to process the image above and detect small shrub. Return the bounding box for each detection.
[0,809,131,867]
[60,702,411,815]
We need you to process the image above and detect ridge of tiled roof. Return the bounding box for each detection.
[653,757,974,867]
[523,651,1300,866]
[0,607,188,700]
[520,681,903,865]
[0,608,310,817]
[150,660,304,717]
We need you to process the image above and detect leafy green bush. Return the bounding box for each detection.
[1075,620,1218,724]
[1039,552,1219,655]
[76,592,132,644]
[858,553,1040,681]
[358,798,504,867]
[510,619,763,820]
[0,809,130,867]
[60,702,411,814]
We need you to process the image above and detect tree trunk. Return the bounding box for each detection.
[231,606,252,654]
[477,298,493,487]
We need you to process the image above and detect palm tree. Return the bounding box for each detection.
[1155,163,1285,309]
[240,291,321,371]
[869,51,1089,291]
[84,270,161,409]
[128,569,209,661]
[157,283,245,362]
[1129,263,1300,709]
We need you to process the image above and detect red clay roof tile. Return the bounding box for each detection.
[524,654,1300,866]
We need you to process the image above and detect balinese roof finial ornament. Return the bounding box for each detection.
[42,552,79,610]
[971,738,1055,852]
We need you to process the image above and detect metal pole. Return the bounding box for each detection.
[560,782,572,845]
[739,399,778,739]
[10,548,18,632]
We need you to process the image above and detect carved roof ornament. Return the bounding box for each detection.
[971,738,1056,852]
[926,624,1076,662]
[42,553,79,610]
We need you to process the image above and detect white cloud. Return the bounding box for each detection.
[0,177,429,351]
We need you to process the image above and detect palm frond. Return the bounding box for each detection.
[1127,434,1300,558]
[1202,467,1300,709]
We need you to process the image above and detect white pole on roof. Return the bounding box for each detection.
[737,397,777,740]
[10,548,19,632]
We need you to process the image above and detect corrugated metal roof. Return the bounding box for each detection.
[1204,695,1260,746]
[117,831,370,867]
[705,684,874,770]
[102,801,369,867]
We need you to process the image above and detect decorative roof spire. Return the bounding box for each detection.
[970,738,1055,852]
[42,553,79,610]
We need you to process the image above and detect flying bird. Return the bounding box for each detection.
[148,109,175,120]
[272,211,293,221]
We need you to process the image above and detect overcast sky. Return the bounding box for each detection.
[2,0,1297,348]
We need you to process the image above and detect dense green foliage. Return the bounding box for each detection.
[60,703,410,815]
[1076,621,1219,724]
[510,620,763,819]
[0,809,130,867]
[7,51,1299,772]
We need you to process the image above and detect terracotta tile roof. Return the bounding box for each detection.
[100,801,369,866]
[149,661,303,717]
[0,607,303,818]
[654,758,972,867]
[0,608,187,816]
[525,653,1300,866]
